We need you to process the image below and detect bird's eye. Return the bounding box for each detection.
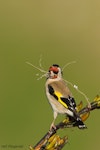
[53,70,58,74]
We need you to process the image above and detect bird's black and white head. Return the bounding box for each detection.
[47,64,62,79]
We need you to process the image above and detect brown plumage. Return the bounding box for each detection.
[45,64,86,130]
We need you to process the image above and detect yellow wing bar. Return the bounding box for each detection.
[54,91,68,108]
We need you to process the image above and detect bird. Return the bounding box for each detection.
[45,64,87,130]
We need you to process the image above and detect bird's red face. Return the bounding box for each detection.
[48,64,62,79]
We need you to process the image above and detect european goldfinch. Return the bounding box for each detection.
[45,64,86,130]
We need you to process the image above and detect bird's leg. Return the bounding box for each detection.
[50,121,56,131]
[48,121,56,138]
[50,111,58,131]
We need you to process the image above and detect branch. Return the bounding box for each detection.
[29,95,100,150]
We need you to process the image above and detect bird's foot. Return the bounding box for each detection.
[48,123,56,135]
[87,102,91,110]
[50,123,56,131]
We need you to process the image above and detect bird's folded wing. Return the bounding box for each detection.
[48,84,75,109]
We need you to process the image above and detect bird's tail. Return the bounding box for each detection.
[69,110,87,129]
[74,117,87,129]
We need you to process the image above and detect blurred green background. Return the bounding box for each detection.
[0,0,100,149]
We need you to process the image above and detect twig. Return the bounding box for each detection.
[29,95,100,150]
